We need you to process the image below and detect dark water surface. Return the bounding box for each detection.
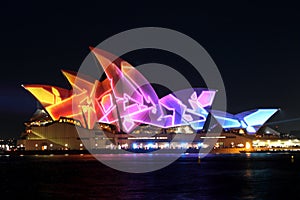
[1,153,300,199]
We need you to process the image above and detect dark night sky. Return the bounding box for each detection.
[1,1,300,138]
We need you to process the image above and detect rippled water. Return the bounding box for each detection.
[0,153,300,199]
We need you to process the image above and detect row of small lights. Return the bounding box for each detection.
[32,143,85,147]
[23,142,252,150]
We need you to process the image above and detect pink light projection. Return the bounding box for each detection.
[23,47,216,133]
[101,93,113,113]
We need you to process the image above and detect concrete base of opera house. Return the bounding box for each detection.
[16,121,254,154]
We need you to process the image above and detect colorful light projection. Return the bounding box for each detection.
[23,47,278,134]
[211,109,279,133]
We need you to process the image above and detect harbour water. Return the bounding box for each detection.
[0,153,300,199]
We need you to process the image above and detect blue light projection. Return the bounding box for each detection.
[211,109,279,134]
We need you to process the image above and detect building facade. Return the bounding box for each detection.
[18,47,279,151]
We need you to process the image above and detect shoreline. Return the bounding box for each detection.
[0,148,239,156]
[2,147,300,156]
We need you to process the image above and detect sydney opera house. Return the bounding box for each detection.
[17,48,279,151]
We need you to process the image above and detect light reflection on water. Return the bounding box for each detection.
[0,153,299,199]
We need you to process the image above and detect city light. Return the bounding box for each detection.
[245,142,251,150]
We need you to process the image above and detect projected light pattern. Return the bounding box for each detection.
[211,109,279,134]
[23,47,278,134]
